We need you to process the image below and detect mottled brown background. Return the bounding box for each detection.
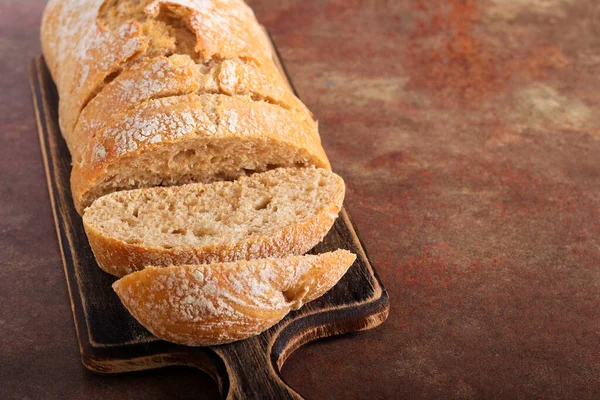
[2,0,600,398]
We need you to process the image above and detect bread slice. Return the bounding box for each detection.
[112,250,356,346]
[83,168,345,277]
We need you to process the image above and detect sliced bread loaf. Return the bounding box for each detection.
[83,168,345,277]
[113,250,356,346]
[42,0,330,214]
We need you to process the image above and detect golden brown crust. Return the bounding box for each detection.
[112,250,356,346]
[144,0,274,64]
[71,53,310,165]
[41,0,329,213]
[71,55,202,156]
[41,0,148,148]
[83,168,345,277]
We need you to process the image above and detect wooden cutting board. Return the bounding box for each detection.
[29,34,389,400]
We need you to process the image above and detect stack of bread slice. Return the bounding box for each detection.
[84,168,354,345]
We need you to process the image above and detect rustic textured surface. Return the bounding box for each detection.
[2,0,600,399]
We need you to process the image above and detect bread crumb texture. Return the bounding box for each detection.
[83,167,345,277]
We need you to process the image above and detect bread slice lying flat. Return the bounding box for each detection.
[113,250,356,346]
[83,168,345,277]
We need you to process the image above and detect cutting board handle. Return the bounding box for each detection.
[212,339,304,400]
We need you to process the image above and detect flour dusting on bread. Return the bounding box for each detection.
[113,251,356,346]
[42,0,329,214]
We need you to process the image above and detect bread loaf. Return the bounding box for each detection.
[83,168,345,277]
[113,250,356,346]
[42,0,353,347]
[41,0,330,213]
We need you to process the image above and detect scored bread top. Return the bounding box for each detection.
[41,0,276,143]
[72,54,311,154]
[41,0,330,213]
[112,250,357,346]
[83,168,345,277]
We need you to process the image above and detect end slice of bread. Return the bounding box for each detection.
[112,250,356,346]
[83,168,345,277]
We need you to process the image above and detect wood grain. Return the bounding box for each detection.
[29,35,389,399]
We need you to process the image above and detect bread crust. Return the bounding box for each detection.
[41,0,330,213]
[112,250,356,346]
[41,0,148,147]
[83,168,345,277]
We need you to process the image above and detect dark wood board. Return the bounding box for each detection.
[29,35,389,399]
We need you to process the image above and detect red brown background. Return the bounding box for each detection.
[2,0,600,398]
